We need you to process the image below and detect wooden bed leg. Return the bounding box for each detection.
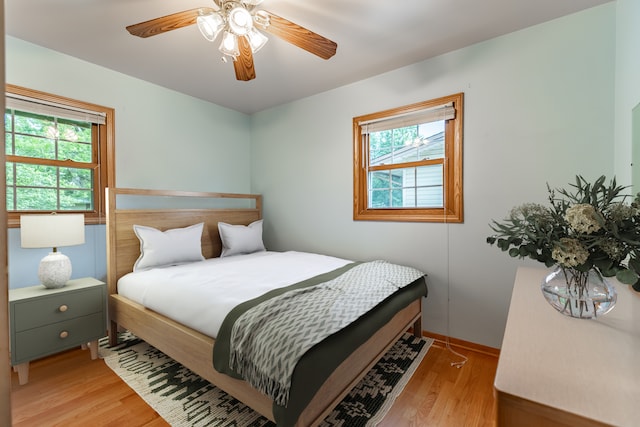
[108,320,119,346]
[413,317,422,338]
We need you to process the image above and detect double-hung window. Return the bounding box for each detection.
[353,93,463,223]
[5,85,115,226]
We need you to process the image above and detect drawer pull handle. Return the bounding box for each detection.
[59,331,69,339]
[59,305,68,312]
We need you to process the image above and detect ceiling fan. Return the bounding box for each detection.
[126,0,338,81]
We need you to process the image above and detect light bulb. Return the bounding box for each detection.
[219,31,239,57]
[228,6,253,35]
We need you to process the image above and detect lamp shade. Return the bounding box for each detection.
[246,28,268,53]
[21,213,85,289]
[197,11,224,42]
[21,213,85,249]
[219,31,240,57]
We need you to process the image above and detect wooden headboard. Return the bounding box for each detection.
[105,187,262,296]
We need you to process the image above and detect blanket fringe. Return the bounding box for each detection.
[231,351,290,406]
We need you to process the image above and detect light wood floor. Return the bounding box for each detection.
[10,340,498,427]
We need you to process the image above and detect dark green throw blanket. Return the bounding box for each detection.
[214,261,428,426]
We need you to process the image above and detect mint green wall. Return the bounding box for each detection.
[4,3,624,348]
[250,4,616,348]
[615,0,640,189]
[633,104,640,192]
[6,37,252,288]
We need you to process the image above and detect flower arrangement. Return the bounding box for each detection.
[486,176,640,292]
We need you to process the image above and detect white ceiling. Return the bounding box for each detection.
[6,0,612,114]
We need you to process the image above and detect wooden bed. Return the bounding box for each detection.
[106,187,424,426]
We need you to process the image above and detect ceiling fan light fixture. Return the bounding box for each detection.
[197,11,225,42]
[241,0,264,6]
[246,27,268,53]
[253,10,270,29]
[228,6,253,36]
[125,4,338,81]
[219,30,240,57]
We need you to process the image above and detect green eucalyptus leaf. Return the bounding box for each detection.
[600,269,616,277]
[508,248,520,257]
[593,258,613,271]
[616,269,639,285]
[575,263,591,273]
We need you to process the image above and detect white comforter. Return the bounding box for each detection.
[117,251,351,339]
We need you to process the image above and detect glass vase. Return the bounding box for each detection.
[541,267,617,319]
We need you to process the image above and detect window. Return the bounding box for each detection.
[5,84,115,226]
[353,93,463,223]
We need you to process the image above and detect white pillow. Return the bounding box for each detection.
[218,219,266,258]
[133,222,205,271]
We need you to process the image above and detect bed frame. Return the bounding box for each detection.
[106,187,423,426]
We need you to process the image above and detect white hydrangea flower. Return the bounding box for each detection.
[565,204,601,234]
[509,203,553,226]
[607,202,636,222]
[599,238,625,262]
[552,238,589,267]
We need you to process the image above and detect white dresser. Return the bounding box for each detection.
[494,267,640,427]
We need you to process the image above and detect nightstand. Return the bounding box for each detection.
[9,277,107,385]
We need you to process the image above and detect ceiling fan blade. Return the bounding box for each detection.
[233,36,256,81]
[260,11,337,60]
[127,8,216,38]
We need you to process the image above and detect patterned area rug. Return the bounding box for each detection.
[99,333,432,427]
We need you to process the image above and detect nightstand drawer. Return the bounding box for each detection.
[12,286,104,332]
[12,312,105,364]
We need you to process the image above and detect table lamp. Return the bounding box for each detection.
[20,213,85,289]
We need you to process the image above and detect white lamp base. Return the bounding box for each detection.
[38,252,72,289]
